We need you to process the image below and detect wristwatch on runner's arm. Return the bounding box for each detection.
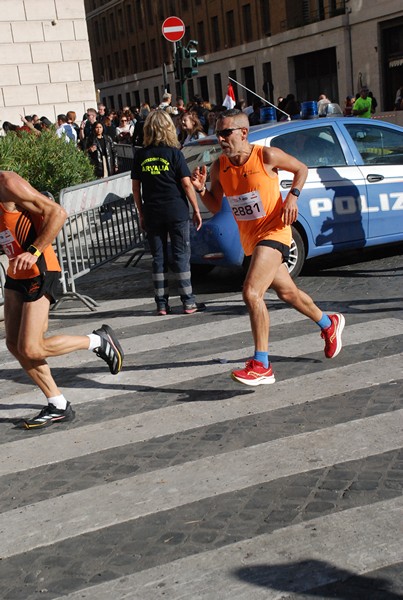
[27,245,42,257]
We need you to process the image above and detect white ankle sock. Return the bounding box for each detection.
[48,394,67,410]
[87,333,101,350]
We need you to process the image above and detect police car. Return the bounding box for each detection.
[182,116,403,277]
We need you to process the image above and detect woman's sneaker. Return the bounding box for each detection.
[183,302,206,314]
[157,305,172,316]
[17,402,75,430]
[93,324,124,374]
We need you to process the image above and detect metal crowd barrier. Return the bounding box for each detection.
[53,172,145,311]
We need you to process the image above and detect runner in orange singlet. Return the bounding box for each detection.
[0,171,124,429]
[191,109,345,385]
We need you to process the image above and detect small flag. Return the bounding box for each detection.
[222,82,236,109]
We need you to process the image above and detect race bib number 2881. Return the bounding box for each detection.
[227,190,266,221]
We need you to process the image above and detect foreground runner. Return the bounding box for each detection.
[191,109,344,386]
[0,171,124,429]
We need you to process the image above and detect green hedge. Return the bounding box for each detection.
[0,130,95,200]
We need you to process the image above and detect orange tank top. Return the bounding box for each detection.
[219,145,291,255]
[0,204,61,279]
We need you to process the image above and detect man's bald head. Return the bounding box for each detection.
[217,109,249,130]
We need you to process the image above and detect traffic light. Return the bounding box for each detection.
[183,40,205,79]
[173,45,184,82]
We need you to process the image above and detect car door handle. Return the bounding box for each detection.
[367,174,384,182]
[280,179,293,189]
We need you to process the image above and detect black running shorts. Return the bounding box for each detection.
[256,239,290,262]
[5,272,60,304]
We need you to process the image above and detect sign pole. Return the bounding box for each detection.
[177,42,186,104]
[162,16,186,104]
[162,63,168,93]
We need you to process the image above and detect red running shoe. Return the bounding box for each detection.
[231,359,275,386]
[321,313,345,358]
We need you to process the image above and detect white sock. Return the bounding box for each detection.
[87,333,101,351]
[48,394,67,410]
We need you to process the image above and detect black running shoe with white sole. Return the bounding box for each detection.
[17,401,75,430]
[93,324,124,375]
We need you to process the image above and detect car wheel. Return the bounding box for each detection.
[287,227,305,279]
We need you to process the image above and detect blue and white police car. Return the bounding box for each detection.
[182,116,403,277]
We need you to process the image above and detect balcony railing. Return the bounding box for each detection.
[281,1,347,31]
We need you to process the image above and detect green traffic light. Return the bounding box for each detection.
[182,40,205,79]
[174,40,205,81]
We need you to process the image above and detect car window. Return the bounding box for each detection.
[181,143,222,179]
[270,125,346,168]
[344,123,403,165]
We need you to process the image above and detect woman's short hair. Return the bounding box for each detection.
[143,109,180,148]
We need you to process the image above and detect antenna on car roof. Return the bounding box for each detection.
[228,76,291,121]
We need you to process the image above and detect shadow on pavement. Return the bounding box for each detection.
[234,559,403,598]
[301,243,403,278]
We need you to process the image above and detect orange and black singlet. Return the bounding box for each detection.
[219,145,291,256]
[0,204,60,279]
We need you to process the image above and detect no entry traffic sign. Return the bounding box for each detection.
[162,16,185,43]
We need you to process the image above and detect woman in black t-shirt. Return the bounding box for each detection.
[131,110,205,315]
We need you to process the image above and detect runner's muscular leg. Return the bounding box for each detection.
[242,245,282,352]
[18,295,91,359]
[4,288,24,359]
[270,262,323,321]
[4,289,61,398]
[6,291,91,398]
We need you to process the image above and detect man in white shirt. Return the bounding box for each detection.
[56,114,77,143]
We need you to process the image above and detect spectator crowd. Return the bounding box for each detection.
[0,84,398,179]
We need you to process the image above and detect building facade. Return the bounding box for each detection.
[84,0,403,113]
[0,0,96,126]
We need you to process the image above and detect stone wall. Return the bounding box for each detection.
[0,0,96,127]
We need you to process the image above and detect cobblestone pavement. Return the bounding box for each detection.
[0,245,402,600]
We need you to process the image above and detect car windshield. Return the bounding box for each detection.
[181,142,222,179]
[344,123,403,165]
[270,125,346,167]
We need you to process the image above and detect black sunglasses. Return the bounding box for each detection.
[215,127,243,138]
